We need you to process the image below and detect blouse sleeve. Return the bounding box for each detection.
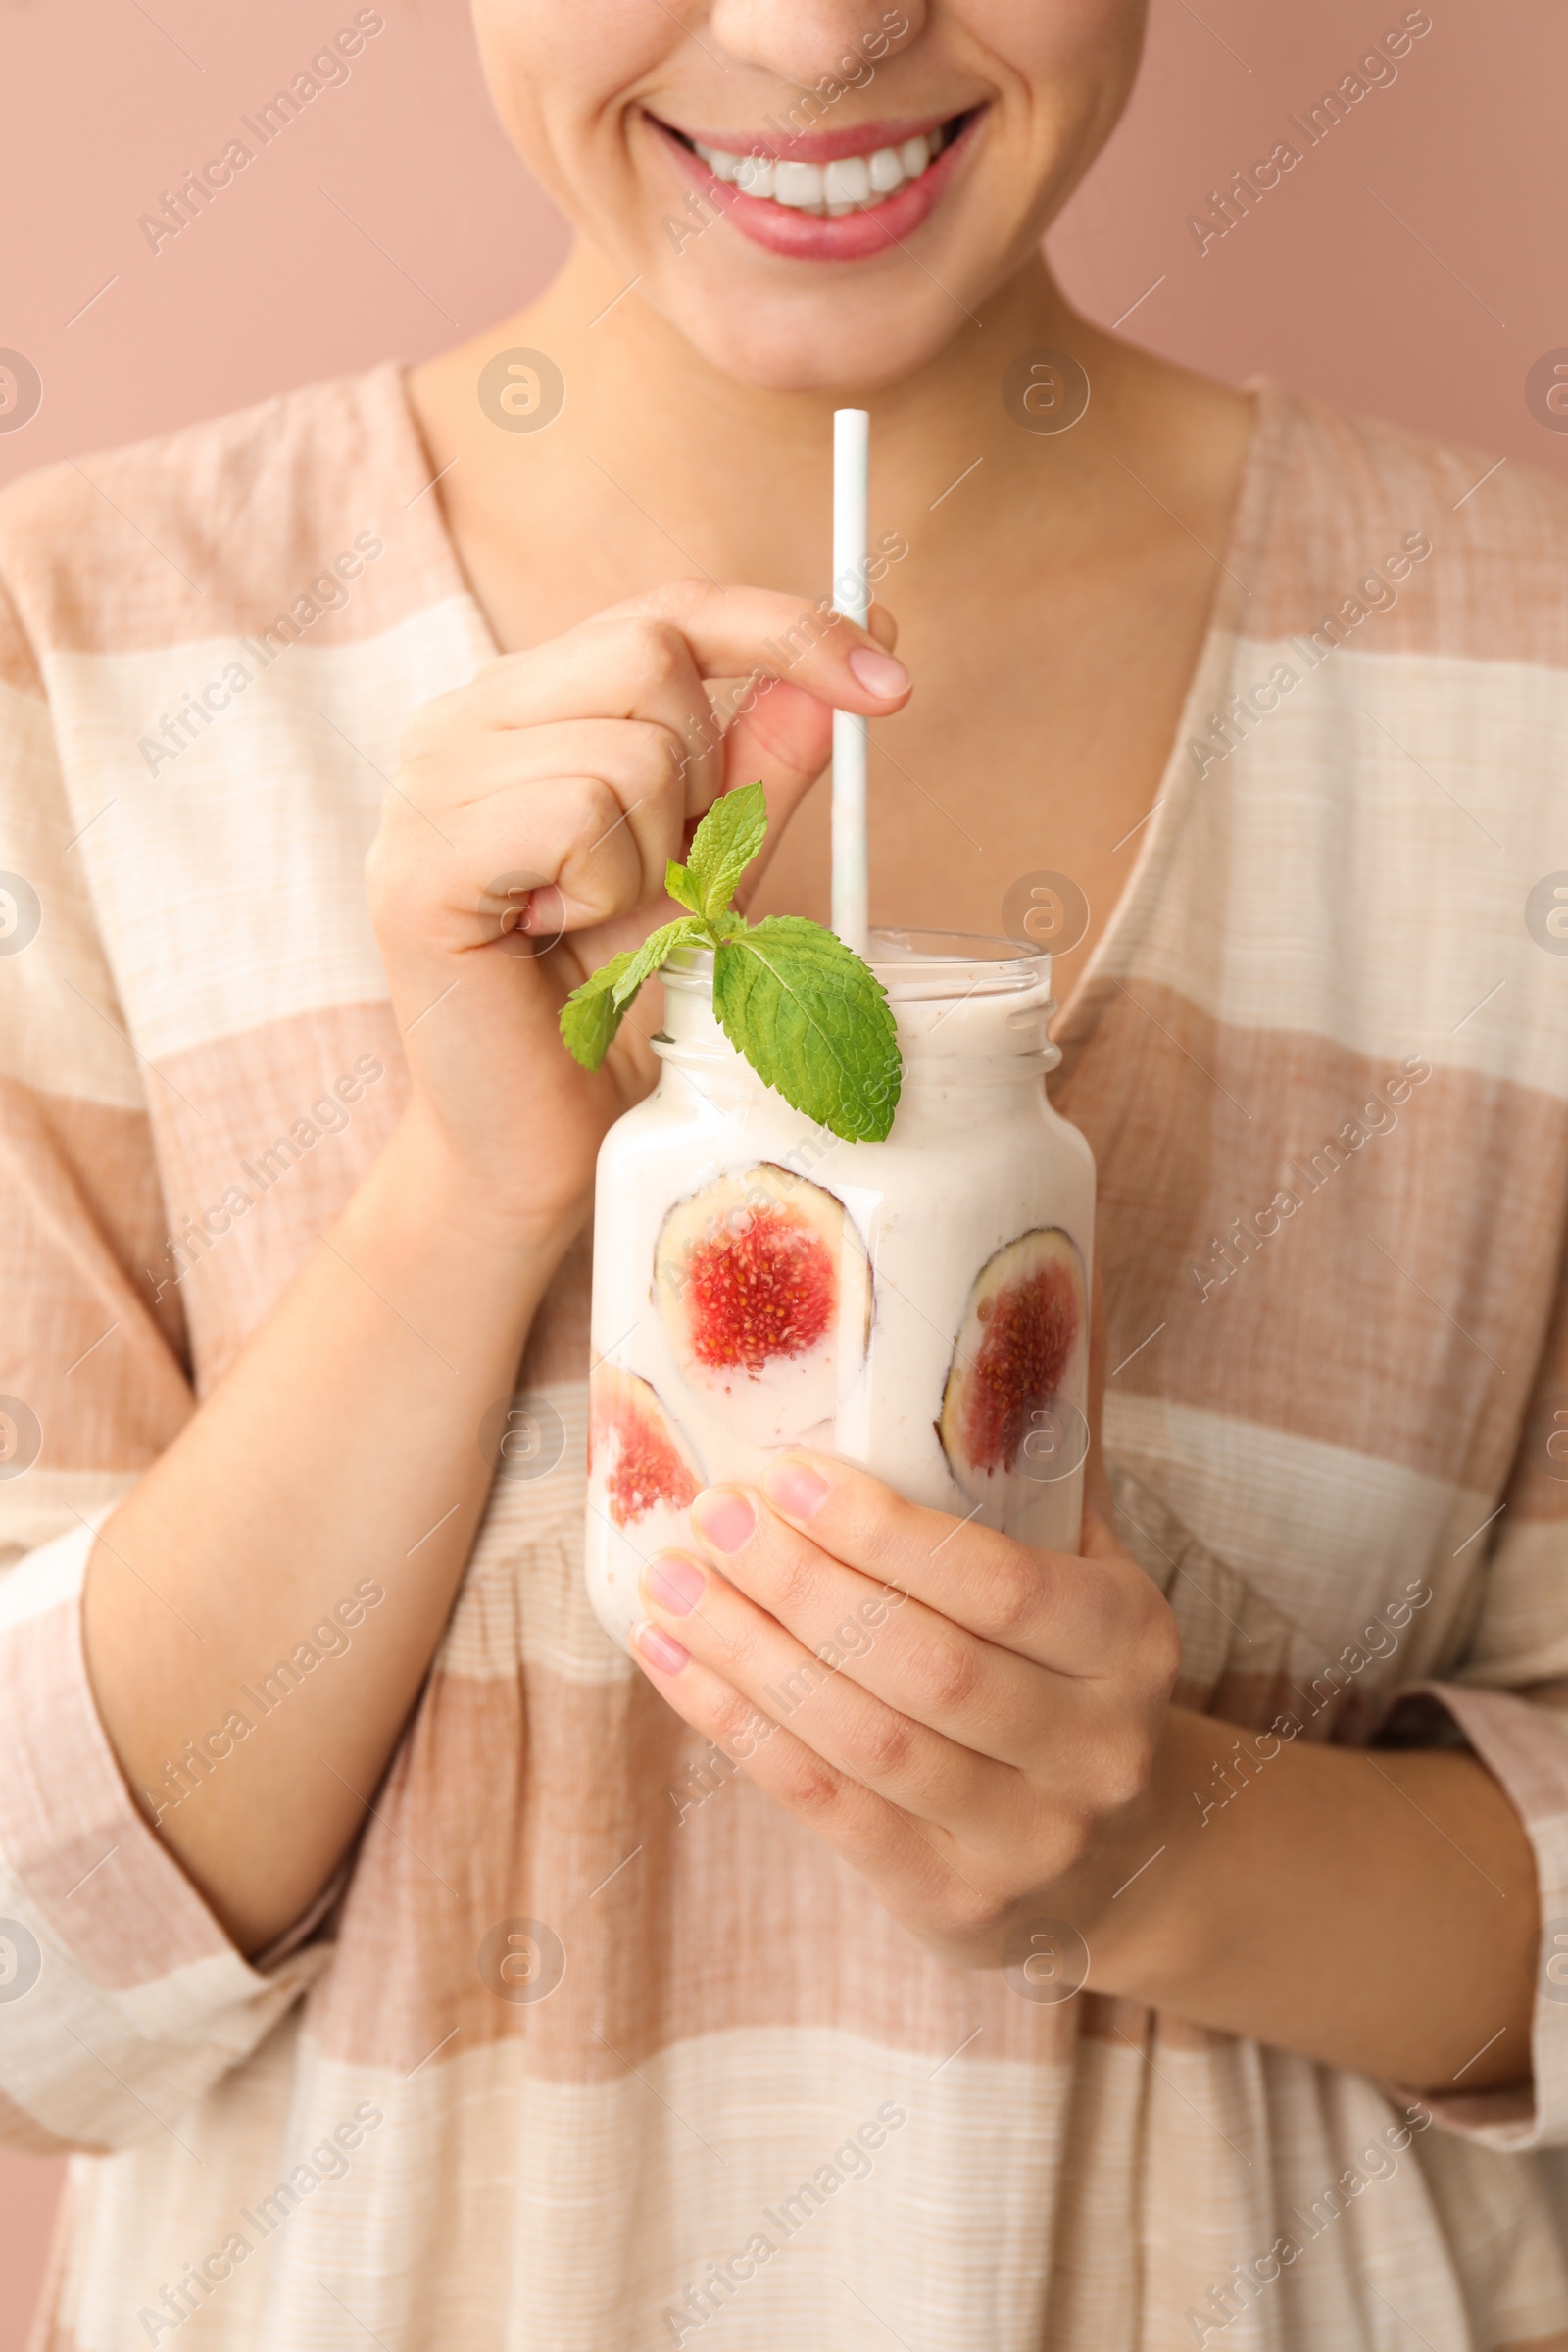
[0,573,327,2154]
[1375,1265,1568,2152]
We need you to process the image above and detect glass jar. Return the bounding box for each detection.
[585,930,1097,1651]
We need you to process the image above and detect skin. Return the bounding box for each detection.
[79,0,1536,2099]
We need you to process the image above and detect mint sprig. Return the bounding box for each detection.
[559,781,901,1143]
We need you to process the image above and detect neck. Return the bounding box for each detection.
[454,237,1123,594]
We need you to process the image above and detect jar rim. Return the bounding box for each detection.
[662,926,1048,1000]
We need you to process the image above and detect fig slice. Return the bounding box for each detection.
[937,1228,1087,1514]
[585,1363,706,1653]
[588,1362,703,1530]
[653,1162,871,1447]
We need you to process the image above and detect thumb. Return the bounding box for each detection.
[718,598,906,894]
[720,672,833,844]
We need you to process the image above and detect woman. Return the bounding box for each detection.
[2,2,1564,2344]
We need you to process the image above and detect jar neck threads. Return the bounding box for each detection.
[654,929,1061,1117]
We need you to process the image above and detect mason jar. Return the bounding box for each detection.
[584,930,1097,1651]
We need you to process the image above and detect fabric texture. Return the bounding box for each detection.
[1,364,1566,2349]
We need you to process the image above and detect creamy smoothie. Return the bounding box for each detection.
[585,930,1096,1651]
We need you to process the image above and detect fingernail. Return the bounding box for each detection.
[847,645,909,700]
[644,1555,705,1617]
[633,1621,689,1673]
[692,1490,756,1553]
[762,1459,829,1520]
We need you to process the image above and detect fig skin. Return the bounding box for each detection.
[937,1228,1087,1504]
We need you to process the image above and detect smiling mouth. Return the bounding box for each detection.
[658,110,978,219]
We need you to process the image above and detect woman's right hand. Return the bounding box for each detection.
[365,581,910,1240]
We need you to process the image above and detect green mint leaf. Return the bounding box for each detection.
[610,916,708,1007]
[711,915,902,1142]
[561,918,712,1071]
[560,949,640,1072]
[685,780,768,919]
[664,860,702,915]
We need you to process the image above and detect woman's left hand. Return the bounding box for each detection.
[631,1455,1182,1973]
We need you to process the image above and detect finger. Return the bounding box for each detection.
[417,590,908,902]
[687,577,907,847]
[439,627,724,817]
[634,1547,1003,1827]
[467,586,908,732]
[693,613,889,860]
[629,1621,972,1918]
[752,1453,1154,1676]
[440,771,645,935]
[442,718,692,912]
[715,599,897,836]
[683,1486,1065,1768]
[525,583,908,857]
[715,674,833,871]
[606,580,910,716]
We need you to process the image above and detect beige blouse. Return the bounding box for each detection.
[1,364,1567,2350]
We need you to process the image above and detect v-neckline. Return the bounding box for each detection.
[1050,376,1291,1053]
[382,358,1292,1056]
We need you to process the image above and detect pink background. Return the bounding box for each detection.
[0,0,1562,2334]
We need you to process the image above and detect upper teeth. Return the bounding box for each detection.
[693,130,938,215]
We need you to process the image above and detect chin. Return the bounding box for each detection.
[612,98,1021,397]
[648,271,977,396]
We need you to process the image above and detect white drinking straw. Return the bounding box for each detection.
[831,407,870,956]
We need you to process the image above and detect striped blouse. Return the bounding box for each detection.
[2,362,1567,2350]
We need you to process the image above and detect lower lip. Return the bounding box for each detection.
[654,113,979,264]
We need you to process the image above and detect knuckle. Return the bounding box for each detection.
[784,1753,841,1819]
[938,1881,1008,1945]
[707,1685,760,1757]
[874,1494,925,1572]
[765,1541,822,1625]
[707,1608,770,1690]
[907,1631,980,1716]
[1095,1724,1158,1812]
[1044,1817,1095,1881]
[1137,1597,1183,1696]
[986,1558,1042,1642]
[564,772,625,843]
[845,1705,915,1784]
[642,724,689,792]
[642,577,711,630]
[614,616,688,697]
